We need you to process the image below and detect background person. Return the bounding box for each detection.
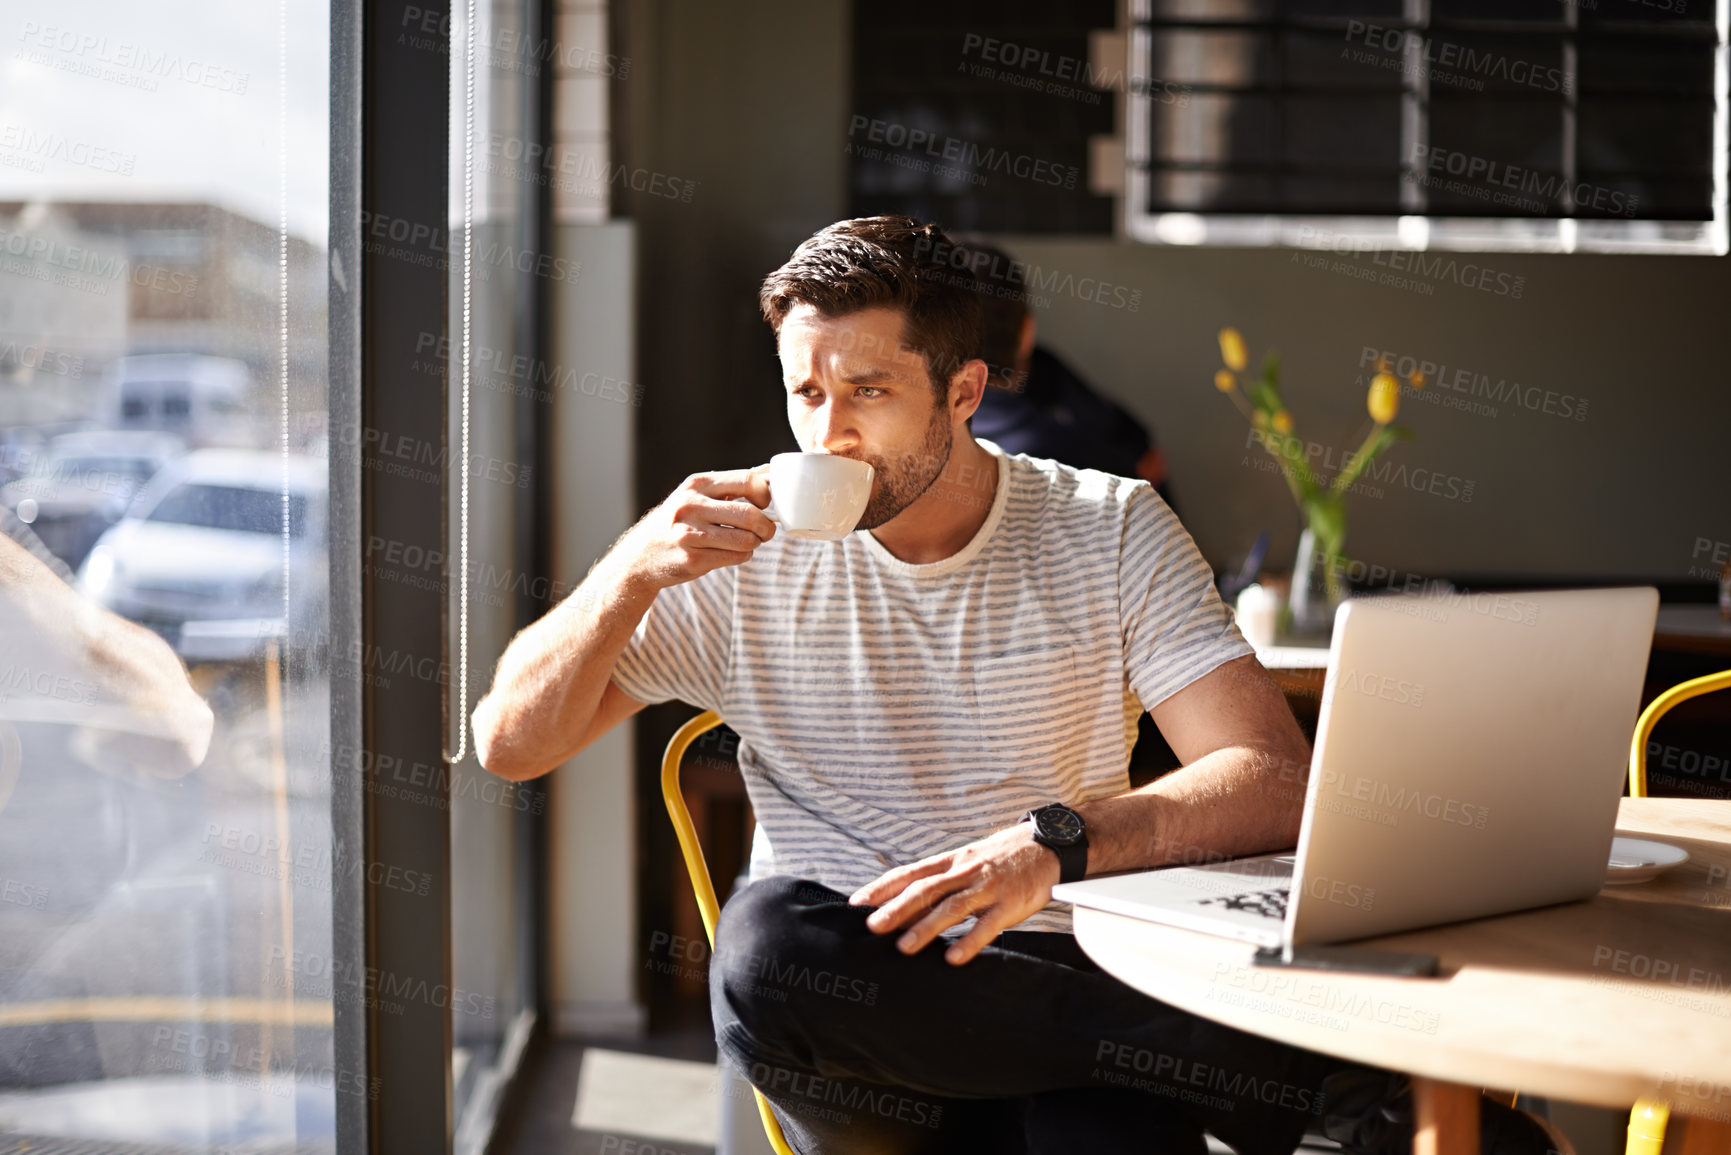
[962,241,1172,505]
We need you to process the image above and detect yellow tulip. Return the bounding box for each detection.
[1408,369,1426,389]
[1368,372,1400,425]
[1271,410,1293,434]
[1218,328,1248,372]
[1214,369,1236,392]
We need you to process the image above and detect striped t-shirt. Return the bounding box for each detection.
[611,440,1252,934]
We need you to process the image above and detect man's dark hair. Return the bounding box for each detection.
[759,216,985,401]
[955,240,1029,392]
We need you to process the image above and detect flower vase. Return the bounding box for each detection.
[1286,526,1341,636]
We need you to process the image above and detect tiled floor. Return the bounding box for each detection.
[487,1028,1363,1155]
[491,1028,722,1155]
[494,1040,1633,1155]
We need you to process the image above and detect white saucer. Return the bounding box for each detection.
[1604,837,1690,884]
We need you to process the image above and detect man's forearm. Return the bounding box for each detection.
[472,552,654,779]
[1074,743,1311,876]
[473,465,777,781]
[856,739,1314,966]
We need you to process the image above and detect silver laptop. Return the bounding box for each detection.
[1052,586,1659,951]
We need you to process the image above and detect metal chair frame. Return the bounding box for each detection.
[661,710,796,1155]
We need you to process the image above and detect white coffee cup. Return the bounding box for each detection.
[765,453,875,541]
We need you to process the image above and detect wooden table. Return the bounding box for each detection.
[1071,798,1731,1155]
[1654,605,1731,661]
[1254,604,1731,671]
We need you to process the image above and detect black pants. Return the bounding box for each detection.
[710,876,1354,1155]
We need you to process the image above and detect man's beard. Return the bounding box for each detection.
[853,399,953,531]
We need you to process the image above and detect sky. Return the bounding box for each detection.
[0,0,333,247]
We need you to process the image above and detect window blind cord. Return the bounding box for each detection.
[278,0,291,657]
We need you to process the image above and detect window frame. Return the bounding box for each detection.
[327,0,365,1149]
[331,2,554,1150]
[1121,0,1731,254]
[339,0,455,1149]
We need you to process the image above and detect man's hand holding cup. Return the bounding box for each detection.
[619,452,875,593]
[620,469,777,591]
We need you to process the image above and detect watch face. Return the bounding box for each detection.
[1036,805,1083,846]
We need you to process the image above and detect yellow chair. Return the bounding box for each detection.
[1622,668,1731,1155]
[662,710,797,1155]
[1628,668,1731,797]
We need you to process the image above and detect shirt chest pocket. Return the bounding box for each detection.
[970,647,1080,774]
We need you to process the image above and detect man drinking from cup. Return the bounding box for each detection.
[471,217,1562,1155]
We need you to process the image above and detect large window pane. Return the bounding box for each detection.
[0,1,333,1149]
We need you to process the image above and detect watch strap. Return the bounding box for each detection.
[1054,839,1087,885]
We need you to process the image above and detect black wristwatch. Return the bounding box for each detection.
[1023,803,1089,885]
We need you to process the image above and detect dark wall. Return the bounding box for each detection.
[997,238,1731,585]
[615,0,852,510]
[848,1,1116,233]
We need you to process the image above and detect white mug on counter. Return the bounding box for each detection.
[1234,583,1281,648]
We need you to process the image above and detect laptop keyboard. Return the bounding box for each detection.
[1195,887,1290,921]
